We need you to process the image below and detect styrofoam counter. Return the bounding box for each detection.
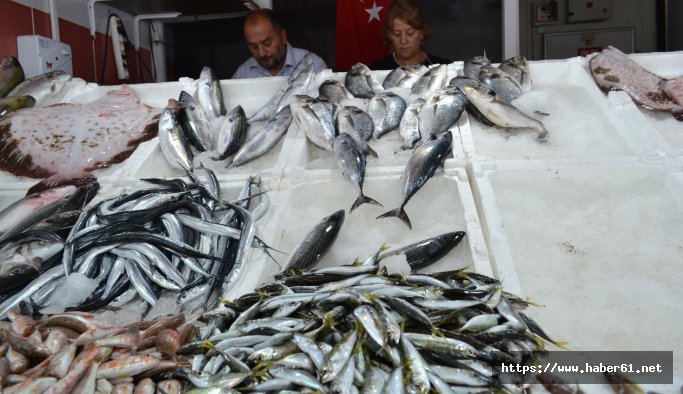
[468,159,683,391]
[461,58,657,161]
[223,166,493,300]
[603,51,683,157]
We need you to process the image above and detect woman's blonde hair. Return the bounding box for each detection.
[381,0,431,45]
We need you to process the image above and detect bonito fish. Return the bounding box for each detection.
[333,133,382,212]
[377,132,452,229]
[0,85,159,186]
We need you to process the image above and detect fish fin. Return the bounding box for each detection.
[376,207,412,229]
[363,143,378,158]
[225,159,235,169]
[352,257,361,266]
[350,194,383,212]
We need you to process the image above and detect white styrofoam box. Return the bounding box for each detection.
[628,50,683,80]
[469,159,683,390]
[225,166,493,300]
[461,57,657,161]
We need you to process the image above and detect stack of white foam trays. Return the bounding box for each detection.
[1,51,681,391]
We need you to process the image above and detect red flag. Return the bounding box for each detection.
[336,0,393,71]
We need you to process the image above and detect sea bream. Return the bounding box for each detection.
[318,80,353,103]
[383,65,427,89]
[0,85,159,185]
[498,56,532,91]
[336,106,377,157]
[590,45,683,120]
[368,92,406,139]
[377,132,452,229]
[291,95,337,151]
[478,65,524,103]
[345,63,383,99]
[463,55,491,80]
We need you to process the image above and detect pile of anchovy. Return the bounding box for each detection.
[170,265,562,393]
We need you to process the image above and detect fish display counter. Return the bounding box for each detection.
[0,48,682,393]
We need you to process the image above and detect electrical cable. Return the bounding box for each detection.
[148,22,157,82]
[99,13,114,85]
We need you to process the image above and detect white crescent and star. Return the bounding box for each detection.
[364,1,383,23]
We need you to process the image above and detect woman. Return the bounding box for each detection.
[370,0,449,70]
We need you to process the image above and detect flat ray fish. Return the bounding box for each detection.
[0,85,160,183]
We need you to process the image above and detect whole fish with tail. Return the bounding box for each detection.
[274,210,345,279]
[248,53,314,122]
[336,105,377,157]
[228,105,293,167]
[333,133,382,212]
[377,132,452,229]
[462,85,548,140]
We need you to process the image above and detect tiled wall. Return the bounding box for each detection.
[1,0,152,85]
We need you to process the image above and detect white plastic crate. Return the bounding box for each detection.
[224,166,493,301]
[461,58,656,161]
[468,158,683,391]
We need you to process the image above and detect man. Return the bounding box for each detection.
[232,9,328,79]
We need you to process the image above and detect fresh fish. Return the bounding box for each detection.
[319,79,353,103]
[0,85,159,185]
[399,98,425,149]
[479,65,524,103]
[229,105,293,167]
[418,86,467,139]
[291,95,337,151]
[377,231,466,270]
[448,76,497,127]
[345,63,383,98]
[336,105,376,157]
[159,99,194,171]
[275,210,345,278]
[0,95,35,116]
[7,70,71,106]
[321,329,357,383]
[590,45,683,120]
[0,185,76,240]
[0,239,64,293]
[383,65,427,89]
[462,85,548,139]
[463,55,491,80]
[0,56,24,97]
[249,53,314,122]
[333,133,382,212]
[178,90,214,151]
[535,372,584,394]
[213,105,247,160]
[499,56,532,91]
[377,132,452,229]
[412,64,449,96]
[197,66,226,120]
[368,92,406,139]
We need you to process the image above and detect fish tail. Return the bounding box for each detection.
[376,206,412,229]
[350,193,383,212]
[363,143,378,158]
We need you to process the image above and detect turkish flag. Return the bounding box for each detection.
[336,0,393,71]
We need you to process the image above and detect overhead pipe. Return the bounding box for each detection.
[48,0,59,41]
